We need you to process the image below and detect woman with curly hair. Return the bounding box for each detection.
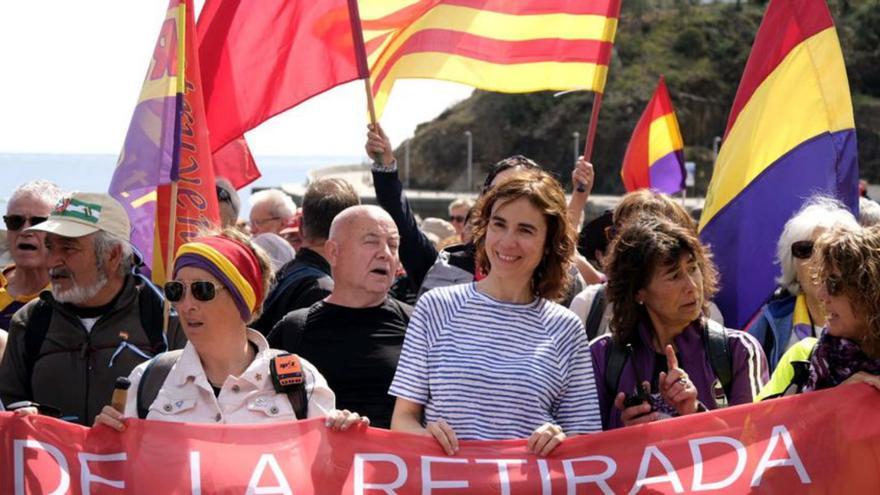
[758,226,880,399]
[591,216,767,430]
[390,168,601,456]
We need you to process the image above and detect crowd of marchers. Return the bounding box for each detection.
[1,124,880,457]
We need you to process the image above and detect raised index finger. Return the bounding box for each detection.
[665,344,679,370]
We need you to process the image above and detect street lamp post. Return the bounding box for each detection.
[464,130,473,192]
[404,139,411,188]
[572,131,580,167]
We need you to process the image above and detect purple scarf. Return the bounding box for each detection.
[805,332,880,391]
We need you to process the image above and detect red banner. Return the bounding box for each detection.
[3,384,878,494]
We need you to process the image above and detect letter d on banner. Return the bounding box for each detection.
[689,436,747,491]
[14,440,71,495]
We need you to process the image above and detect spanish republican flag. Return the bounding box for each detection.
[699,0,858,328]
[360,0,622,117]
[110,0,220,283]
[620,76,685,194]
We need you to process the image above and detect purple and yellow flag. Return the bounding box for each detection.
[698,0,858,328]
[110,0,220,284]
[620,76,685,194]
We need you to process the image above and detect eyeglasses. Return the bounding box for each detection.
[824,275,843,297]
[251,216,281,227]
[3,215,48,231]
[164,281,227,302]
[791,240,814,259]
[449,215,466,223]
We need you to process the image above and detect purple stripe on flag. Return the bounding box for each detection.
[649,150,685,194]
[109,96,178,277]
[700,129,858,329]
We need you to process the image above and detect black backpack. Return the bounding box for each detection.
[135,350,308,420]
[22,284,168,395]
[603,319,733,406]
[584,284,607,341]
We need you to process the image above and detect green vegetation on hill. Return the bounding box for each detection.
[397,0,880,196]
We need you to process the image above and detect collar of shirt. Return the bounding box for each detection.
[172,328,273,390]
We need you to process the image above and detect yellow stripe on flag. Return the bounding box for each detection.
[369,4,616,77]
[647,113,683,165]
[700,28,854,228]
[372,53,608,117]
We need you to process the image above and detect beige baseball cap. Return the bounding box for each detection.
[27,192,131,240]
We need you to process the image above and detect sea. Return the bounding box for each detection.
[0,153,364,218]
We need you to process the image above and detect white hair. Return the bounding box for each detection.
[447,198,474,214]
[776,195,859,294]
[8,180,63,209]
[859,197,880,227]
[252,233,295,273]
[250,189,296,220]
[93,230,134,278]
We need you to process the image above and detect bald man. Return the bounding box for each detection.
[268,206,411,428]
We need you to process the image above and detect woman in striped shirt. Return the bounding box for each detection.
[389,168,602,456]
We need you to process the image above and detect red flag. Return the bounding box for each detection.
[154,0,221,284]
[197,0,370,188]
[211,137,261,190]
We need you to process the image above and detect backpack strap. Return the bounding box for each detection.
[704,319,733,395]
[603,339,629,402]
[268,350,309,419]
[267,307,310,351]
[136,350,183,419]
[23,299,53,396]
[263,264,328,310]
[136,282,169,354]
[584,285,607,341]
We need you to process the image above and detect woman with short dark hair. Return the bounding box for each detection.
[592,216,767,430]
[390,169,601,456]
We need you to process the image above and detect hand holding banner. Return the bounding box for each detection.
[4,384,880,494]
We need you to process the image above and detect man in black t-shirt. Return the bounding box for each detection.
[269,205,410,428]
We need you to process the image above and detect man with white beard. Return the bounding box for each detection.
[0,193,185,425]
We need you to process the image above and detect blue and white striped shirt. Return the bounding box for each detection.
[389,283,602,439]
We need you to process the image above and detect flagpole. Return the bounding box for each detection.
[577,91,605,192]
[162,181,179,335]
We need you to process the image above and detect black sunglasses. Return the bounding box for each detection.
[164,281,226,302]
[824,275,843,296]
[449,215,466,223]
[216,186,232,204]
[791,240,814,259]
[3,215,48,231]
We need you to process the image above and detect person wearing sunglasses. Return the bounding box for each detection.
[745,196,859,373]
[447,198,474,239]
[0,193,186,425]
[757,225,880,400]
[0,180,63,331]
[94,229,366,430]
[215,177,241,229]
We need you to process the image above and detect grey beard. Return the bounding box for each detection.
[53,268,109,305]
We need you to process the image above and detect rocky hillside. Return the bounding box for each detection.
[396,0,880,196]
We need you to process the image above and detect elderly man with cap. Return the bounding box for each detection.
[0,192,186,425]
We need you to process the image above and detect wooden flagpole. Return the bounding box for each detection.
[577,91,605,192]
